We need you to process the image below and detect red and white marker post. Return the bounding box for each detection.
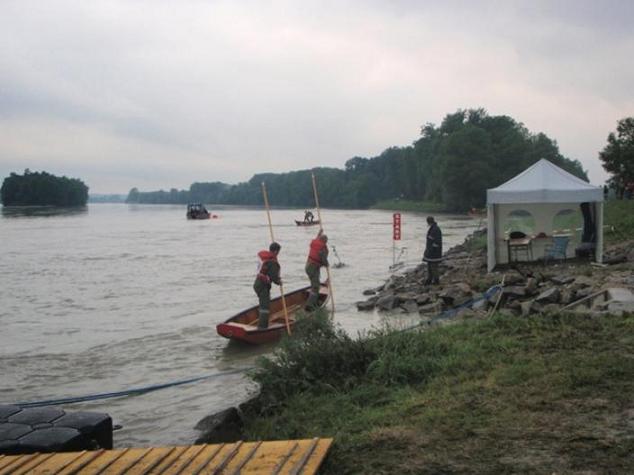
[392,212,401,266]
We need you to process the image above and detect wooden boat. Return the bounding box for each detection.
[217,283,329,344]
[295,219,321,226]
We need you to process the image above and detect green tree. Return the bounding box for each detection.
[1,170,88,206]
[599,117,634,197]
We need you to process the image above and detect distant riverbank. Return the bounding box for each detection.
[371,199,450,213]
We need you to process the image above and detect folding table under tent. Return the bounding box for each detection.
[486,159,604,271]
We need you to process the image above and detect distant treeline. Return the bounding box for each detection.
[89,194,127,203]
[126,109,588,211]
[1,170,89,206]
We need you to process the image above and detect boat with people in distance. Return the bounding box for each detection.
[186,203,210,219]
[216,283,329,344]
[295,219,321,226]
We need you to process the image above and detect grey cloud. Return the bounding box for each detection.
[2,0,633,191]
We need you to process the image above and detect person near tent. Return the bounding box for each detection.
[423,216,442,285]
[253,242,282,329]
[304,209,314,223]
[305,229,329,310]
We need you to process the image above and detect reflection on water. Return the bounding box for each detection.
[1,205,88,218]
[0,203,478,447]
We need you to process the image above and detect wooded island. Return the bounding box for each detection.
[1,170,89,206]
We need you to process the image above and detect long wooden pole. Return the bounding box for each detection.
[311,173,335,315]
[261,182,291,335]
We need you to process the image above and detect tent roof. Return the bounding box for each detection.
[487,159,603,204]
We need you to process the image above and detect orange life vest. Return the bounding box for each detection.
[307,239,327,266]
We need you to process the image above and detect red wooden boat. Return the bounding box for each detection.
[216,283,329,344]
[295,219,321,226]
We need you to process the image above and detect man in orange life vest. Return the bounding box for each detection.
[305,229,329,310]
[253,242,282,329]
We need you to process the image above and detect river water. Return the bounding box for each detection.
[0,204,479,447]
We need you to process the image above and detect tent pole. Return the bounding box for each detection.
[487,204,496,272]
[596,201,604,264]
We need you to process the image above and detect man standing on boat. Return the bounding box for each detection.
[305,229,329,310]
[423,216,442,285]
[254,242,282,329]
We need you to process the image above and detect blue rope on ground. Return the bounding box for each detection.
[11,368,252,408]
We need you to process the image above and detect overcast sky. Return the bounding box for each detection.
[1,0,632,193]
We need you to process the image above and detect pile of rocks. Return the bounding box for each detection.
[356,230,634,320]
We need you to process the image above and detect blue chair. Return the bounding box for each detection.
[544,235,570,263]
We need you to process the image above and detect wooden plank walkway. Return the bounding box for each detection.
[0,438,332,474]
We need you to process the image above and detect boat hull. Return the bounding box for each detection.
[295,220,320,226]
[216,284,329,344]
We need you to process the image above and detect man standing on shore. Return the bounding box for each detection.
[254,242,282,329]
[305,229,329,310]
[423,216,442,285]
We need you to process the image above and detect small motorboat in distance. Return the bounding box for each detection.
[295,219,321,226]
[186,203,210,219]
[216,283,329,344]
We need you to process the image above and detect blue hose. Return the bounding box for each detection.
[11,368,251,408]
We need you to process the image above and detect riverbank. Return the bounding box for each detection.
[371,199,450,213]
[234,200,634,473]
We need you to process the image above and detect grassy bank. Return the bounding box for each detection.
[371,199,450,214]
[240,200,634,473]
[244,311,633,473]
[604,199,634,243]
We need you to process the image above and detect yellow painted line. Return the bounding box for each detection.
[0,438,333,474]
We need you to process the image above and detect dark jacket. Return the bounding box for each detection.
[254,250,281,290]
[423,222,442,262]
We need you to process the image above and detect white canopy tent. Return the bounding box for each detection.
[486,159,604,271]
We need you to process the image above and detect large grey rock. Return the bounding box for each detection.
[419,301,442,315]
[376,294,398,311]
[607,301,634,314]
[400,300,419,314]
[396,292,419,302]
[356,300,376,311]
[439,284,472,306]
[573,287,594,300]
[535,287,560,304]
[551,274,575,285]
[195,407,243,444]
[362,288,377,296]
[416,294,431,305]
[573,276,594,288]
[503,286,527,299]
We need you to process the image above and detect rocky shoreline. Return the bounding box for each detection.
[196,228,634,443]
[355,229,634,321]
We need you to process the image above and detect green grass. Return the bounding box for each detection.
[604,199,634,244]
[371,199,450,213]
[244,311,634,474]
